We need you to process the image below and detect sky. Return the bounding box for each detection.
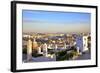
[22,10,91,33]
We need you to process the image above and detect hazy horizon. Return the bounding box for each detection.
[22,10,91,33]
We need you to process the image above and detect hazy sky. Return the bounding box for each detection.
[22,10,91,33]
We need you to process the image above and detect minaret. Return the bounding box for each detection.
[64,43,67,49]
[27,36,32,61]
[55,44,58,50]
[76,47,80,54]
[38,47,41,54]
[43,43,48,57]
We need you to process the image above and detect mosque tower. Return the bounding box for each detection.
[27,36,32,61]
[43,43,48,57]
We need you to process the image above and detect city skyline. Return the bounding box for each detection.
[22,10,91,33]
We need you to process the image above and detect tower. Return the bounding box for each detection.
[55,44,58,50]
[64,43,67,49]
[43,43,48,57]
[27,37,32,61]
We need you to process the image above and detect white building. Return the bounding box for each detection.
[23,34,30,38]
[82,36,88,52]
[75,35,89,53]
[48,44,52,49]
